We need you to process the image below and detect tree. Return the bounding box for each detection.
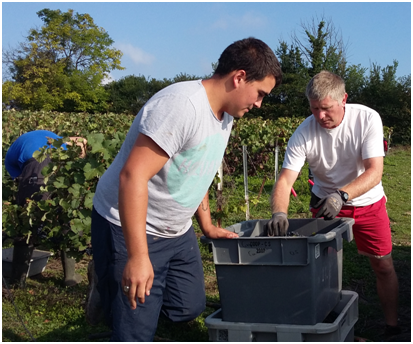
[358,61,411,144]
[104,75,165,115]
[292,17,349,77]
[105,73,200,115]
[341,64,367,102]
[255,17,369,121]
[2,8,124,113]
[253,18,346,120]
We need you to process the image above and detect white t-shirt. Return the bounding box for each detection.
[93,80,233,237]
[283,104,385,207]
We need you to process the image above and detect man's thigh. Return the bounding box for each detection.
[351,197,392,258]
[91,209,162,341]
[92,214,205,340]
[160,228,206,322]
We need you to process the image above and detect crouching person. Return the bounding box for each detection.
[87,37,282,341]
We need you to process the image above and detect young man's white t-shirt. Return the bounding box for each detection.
[93,80,233,238]
[282,103,385,207]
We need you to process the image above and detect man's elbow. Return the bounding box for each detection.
[370,164,384,186]
[373,172,383,186]
[119,167,133,189]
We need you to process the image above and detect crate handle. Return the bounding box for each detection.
[307,218,354,251]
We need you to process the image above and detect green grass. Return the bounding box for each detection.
[2,146,410,342]
[341,146,411,341]
[382,147,411,243]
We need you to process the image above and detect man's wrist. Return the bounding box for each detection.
[337,190,349,203]
[200,223,217,237]
[272,211,287,217]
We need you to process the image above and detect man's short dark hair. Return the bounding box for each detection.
[214,37,282,87]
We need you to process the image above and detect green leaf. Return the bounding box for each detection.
[53,176,69,189]
[59,199,70,211]
[68,184,81,197]
[71,199,80,209]
[83,162,106,180]
[84,192,94,210]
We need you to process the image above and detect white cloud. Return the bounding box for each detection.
[116,43,155,66]
[210,11,267,30]
[101,73,115,85]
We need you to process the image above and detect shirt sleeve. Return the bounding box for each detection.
[362,111,385,159]
[139,94,196,158]
[282,129,307,172]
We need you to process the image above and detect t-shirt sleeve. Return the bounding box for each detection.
[282,129,307,172]
[362,111,385,159]
[138,94,196,158]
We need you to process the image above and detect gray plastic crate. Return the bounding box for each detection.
[2,248,53,278]
[205,290,358,342]
[205,218,354,325]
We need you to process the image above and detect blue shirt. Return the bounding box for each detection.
[5,130,66,178]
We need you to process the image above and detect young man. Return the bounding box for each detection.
[267,71,399,337]
[89,37,282,341]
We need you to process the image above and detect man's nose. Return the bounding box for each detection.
[314,111,326,119]
[254,99,263,108]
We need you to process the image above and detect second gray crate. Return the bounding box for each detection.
[205,290,358,342]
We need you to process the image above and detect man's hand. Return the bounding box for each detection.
[266,212,289,236]
[122,255,154,309]
[314,192,344,220]
[202,225,239,239]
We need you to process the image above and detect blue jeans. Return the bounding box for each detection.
[91,207,206,341]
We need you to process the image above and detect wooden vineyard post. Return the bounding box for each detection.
[217,160,224,227]
[243,145,250,220]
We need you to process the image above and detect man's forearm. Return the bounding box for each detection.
[118,174,149,259]
[340,157,383,201]
[271,181,291,214]
[270,168,299,214]
[341,168,382,200]
[194,191,214,235]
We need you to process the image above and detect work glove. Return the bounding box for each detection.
[314,192,344,220]
[266,212,289,236]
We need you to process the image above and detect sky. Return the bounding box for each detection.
[1,1,411,83]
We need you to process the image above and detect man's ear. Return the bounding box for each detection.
[341,93,348,107]
[232,70,247,88]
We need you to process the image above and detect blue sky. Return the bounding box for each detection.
[2,1,411,82]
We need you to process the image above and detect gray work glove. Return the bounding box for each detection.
[266,212,289,236]
[314,192,344,220]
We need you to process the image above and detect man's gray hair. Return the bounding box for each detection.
[305,71,346,103]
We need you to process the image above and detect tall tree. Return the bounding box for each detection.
[292,17,348,77]
[2,8,124,112]
[358,61,411,144]
[256,17,368,121]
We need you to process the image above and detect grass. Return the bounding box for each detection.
[2,146,411,342]
[341,146,411,341]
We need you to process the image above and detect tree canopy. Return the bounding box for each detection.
[2,8,124,113]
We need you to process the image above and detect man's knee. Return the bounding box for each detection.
[370,256,397,278]
[162,299,206,322]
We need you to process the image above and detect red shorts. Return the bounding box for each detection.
[311,196,392,258]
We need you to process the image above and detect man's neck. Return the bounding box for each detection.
[202,76,229,121]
